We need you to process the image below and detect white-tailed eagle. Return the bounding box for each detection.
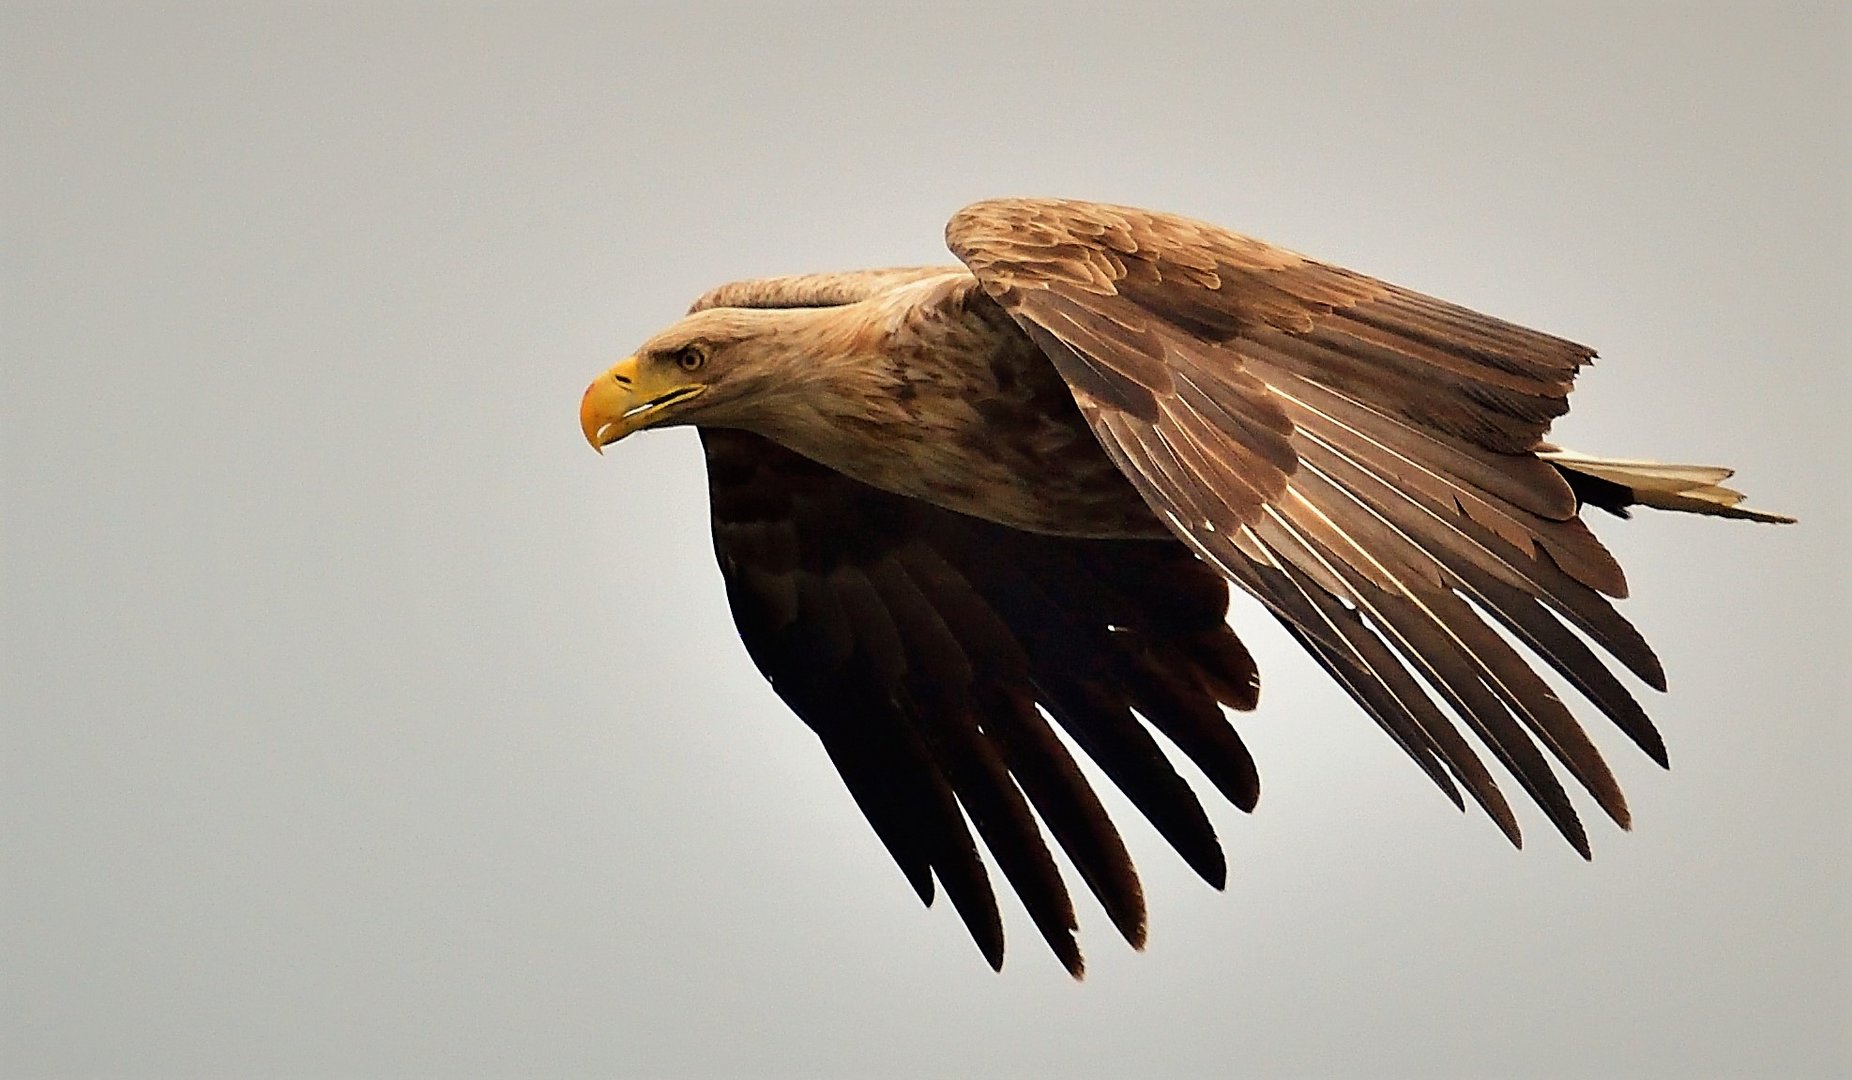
[579,198,1790,977]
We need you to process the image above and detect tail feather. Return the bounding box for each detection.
[1542,449,1796,524]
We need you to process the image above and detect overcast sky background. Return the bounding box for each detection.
[4,4,1848,1078]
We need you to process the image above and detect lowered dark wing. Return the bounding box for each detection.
[702,427,1262,977]
[949,197,1667,856]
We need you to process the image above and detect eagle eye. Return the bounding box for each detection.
[673,344,707,372]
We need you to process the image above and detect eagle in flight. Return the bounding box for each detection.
[579,198,1789,977]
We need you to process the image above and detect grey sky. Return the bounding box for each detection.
[4,4,1847,1078]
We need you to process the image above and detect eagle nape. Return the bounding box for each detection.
[580,197,1792,978]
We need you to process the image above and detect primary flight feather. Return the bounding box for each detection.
[579,198,1790,977]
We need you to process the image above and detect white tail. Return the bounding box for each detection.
[1541,448,1795,523]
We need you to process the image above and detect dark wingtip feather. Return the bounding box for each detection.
[1566,821,1592,860]
[981,941,1005,972]
[1202,852,1228,892]
[1051,929,1088,978]
[1640,653,1669,694]
[1495,811,1524,851]
[1177,832,1228,891]
[1546,798,1590,857]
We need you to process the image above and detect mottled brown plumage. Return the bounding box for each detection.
[579,197,1790,977]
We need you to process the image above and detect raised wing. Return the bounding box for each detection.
[702,428,1262,977]
[949,198,1667,855]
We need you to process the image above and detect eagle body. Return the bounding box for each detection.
[706,272,1163,538]
[580,198,1790,977]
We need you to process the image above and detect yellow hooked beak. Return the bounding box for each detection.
[579,354,708,453]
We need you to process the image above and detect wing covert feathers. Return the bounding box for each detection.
[688,267,965,314]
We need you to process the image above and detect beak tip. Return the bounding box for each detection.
[581,387,610,454]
